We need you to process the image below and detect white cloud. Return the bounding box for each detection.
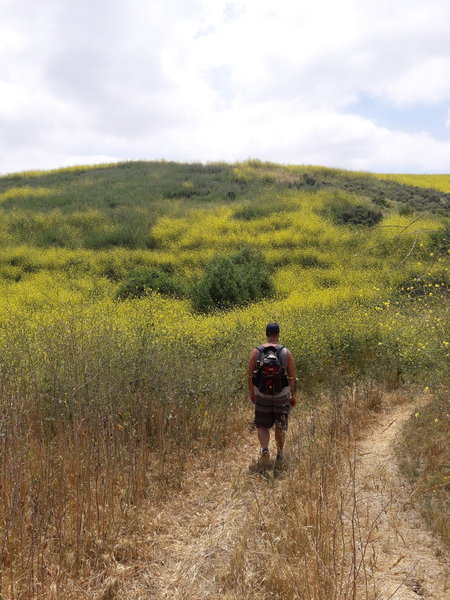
[1,0,450,174]
[385,58,450,105]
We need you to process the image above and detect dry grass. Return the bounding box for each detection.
[350,393,449,599]
[0,374,242,600]
[75,386,378,600]
[215,387,371,600]
[396,390,450,546]
[2,385,448,599]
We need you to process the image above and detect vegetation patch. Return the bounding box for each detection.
[397,392,450,545]
[192,246,274,312]
[336,204,383,226]
[322,195,383,227]
[84,228,139,249]
[396,270,449,299]
[233,204,280,220]
[164,187,208,199]
[115,267,184,300]
[297,252,329,268]
[430,221,449,254]
[0,160,448,597]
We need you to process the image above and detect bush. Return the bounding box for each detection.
[297,253,328,268]
[337,205,383,226]
[303,173,316,186]
[192,246,274,312]
[399,204,414,216]
[321,195,383,227]
[115,268,183,300]
[233,202,284,221]
[35,228,67,247]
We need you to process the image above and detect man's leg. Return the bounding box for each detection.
[274,424,286,456]
[254,396,272,455]
[257,426,270,449]
[274,398,290,459]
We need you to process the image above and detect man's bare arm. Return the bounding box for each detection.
[248,349,258,402]
[287,350,298,399]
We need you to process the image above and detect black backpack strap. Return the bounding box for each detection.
[275,344,285,359]
[255,345,265,364]
[275,345,287,370]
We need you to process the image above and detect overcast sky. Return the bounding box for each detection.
[1,0,450,175]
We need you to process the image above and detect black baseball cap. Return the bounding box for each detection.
[266,322,280,336]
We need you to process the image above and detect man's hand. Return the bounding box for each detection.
[290,394,297,407]
[250,392,256,404]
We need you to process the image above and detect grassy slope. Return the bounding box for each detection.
[376,173,450,193]
[0,161,447,383]
[0,161,448,597]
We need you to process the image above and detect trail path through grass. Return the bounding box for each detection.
[109,425,264,599]
[91,400,448,600]
[353,401,448,599]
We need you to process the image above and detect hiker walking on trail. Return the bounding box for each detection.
[248,323,297,462]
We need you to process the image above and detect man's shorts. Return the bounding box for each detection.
[254,395,290,430]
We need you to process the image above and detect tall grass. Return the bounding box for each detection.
[220,385,379,600]
[396,391,449,545]
[0,307,244,598]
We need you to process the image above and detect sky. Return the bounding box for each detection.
[1,0,450,175]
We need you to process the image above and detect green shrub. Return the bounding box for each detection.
[232,246,275,302]
[297,253,329,268]
[322,196,383,227]
[35,228,68,247]
[163,187,209,199]
[192,246,274,312]
[303,173,316,186]
[233,205,273,220]
[115,267,183,300]
[399,204,414,216]
[192,256,241,311]
[337,205,383,226]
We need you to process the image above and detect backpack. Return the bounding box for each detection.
[252,345,289,395]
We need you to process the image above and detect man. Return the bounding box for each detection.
[248,322,297,462]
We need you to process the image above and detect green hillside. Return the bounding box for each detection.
[0,160,448,386]
[0,161,448,596]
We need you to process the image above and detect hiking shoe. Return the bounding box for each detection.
[273,453,288,476]
[259,448,270,462]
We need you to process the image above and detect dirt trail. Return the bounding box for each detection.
[353,401,448,599]
[103,401,448,600]
[117,431,262,599]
